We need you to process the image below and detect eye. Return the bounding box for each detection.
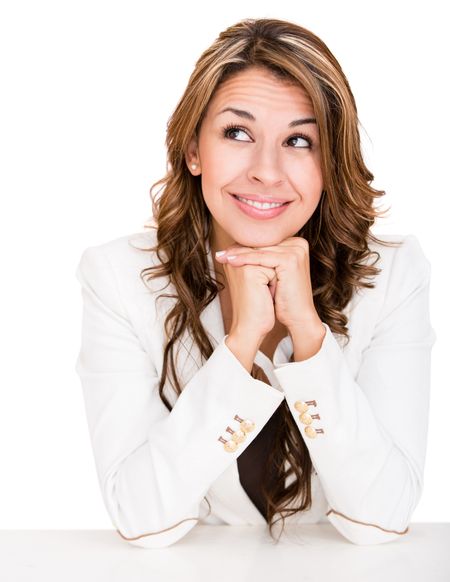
[221,123,313,149]
[286,133,313,149]
[222,124,251,141]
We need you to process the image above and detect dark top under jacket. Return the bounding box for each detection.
[237,363,285,521]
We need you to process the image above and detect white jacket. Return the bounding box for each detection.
[74,229,436,548]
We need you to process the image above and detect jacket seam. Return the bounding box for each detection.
[326,508,409,535]
[115,497,212,541]
[116,517,199,540]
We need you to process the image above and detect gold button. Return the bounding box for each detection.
[299,412,313,425]
[240,419,255,433]
[224,440,238,452]
[304,426,317,439]
[231,429,247,444]
[294,401,309,413]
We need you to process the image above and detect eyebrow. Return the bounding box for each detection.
[217,107,317,127]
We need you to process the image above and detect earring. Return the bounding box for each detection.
[191,163,198,170]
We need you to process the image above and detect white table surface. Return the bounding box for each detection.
[1,523,449,582]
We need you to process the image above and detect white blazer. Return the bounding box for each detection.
[74,229,436,549]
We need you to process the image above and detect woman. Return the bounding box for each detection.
[75,18,436,548]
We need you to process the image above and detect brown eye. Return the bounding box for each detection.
[222,124,251,141]
[287,134,312,148]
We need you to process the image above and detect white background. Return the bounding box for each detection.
[0,0,448,529]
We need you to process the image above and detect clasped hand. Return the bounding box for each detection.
[215,236,322,331]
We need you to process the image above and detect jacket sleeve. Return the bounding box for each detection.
[272,234,437,545]
[74,245,285,549]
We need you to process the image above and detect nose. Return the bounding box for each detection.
[246,142,284,187]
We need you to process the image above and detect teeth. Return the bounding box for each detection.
[235,195,284,209]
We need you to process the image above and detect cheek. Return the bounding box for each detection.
[290,157,323,196]
[201,150,243,200]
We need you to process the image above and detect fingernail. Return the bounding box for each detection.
[215,250,226,256]
[227,255,237,260]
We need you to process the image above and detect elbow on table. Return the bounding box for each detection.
[115,518,199,549]
[326,462,423,545]
[99,461,205,548]
[101,478,201,548]
[107,497,201,549]
[326,508,411,546]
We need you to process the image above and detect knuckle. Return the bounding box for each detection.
[295,236,309,249]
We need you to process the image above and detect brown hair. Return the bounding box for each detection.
[138,17,402,542]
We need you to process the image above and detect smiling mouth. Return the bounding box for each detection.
[230,194,291,208]
[228,192,293,220]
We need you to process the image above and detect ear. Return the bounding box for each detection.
[185,135,201,175]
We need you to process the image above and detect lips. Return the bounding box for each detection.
[229,192,292,220]
[230,193,292,204]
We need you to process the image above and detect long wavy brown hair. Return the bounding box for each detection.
[137,18,403,542]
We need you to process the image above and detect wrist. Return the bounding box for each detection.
[287,312,324,336]
[228,325,266,348]
[225,331,262,374]
[288,320,326,362]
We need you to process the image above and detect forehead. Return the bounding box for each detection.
[208,67,314,115]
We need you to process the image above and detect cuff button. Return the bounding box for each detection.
[305,426,317,438]
[224,439,238,452]
[241,419,255,433]
[226,426,247,443]
[299,412,313,425]
[304,426,324,439]
[232,429,247,443]
[234,415,255,433]
[295,401,309,413]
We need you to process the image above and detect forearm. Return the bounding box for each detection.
[288,319,327,362]
[273,312,434,545]
[225,328,264,373]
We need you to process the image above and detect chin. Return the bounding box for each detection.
[231,231,286,248]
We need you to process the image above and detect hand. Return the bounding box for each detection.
[215,237,321,332]
[215,246,277,341]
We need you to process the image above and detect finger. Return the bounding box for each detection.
[257,238,308,251]
[215,245,256,261]
[225,251,285,268]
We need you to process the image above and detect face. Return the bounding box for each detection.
[185,66,323,253]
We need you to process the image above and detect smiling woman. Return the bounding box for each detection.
[186,66,323,250]
[75,17,436,549]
